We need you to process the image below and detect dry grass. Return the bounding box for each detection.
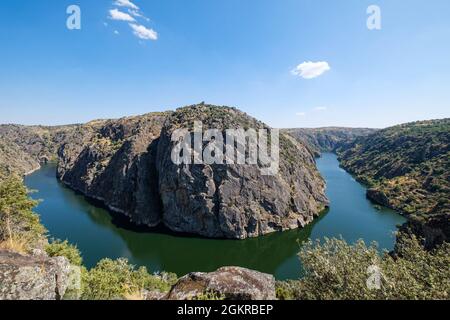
[123,290,145,300]
[0,238,29,254]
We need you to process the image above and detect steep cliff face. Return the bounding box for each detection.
[57,113,169,226]
[157,105,328,238]
[338,119,450,247]
[56,104,328,239]
[284,127,377,157]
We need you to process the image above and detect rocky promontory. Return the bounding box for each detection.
[55,104,328,239]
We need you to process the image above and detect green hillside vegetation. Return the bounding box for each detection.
[338,119,449,246]
[276,234,449,300]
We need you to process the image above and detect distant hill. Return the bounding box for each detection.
[0,124,77,175]
[338,119,449,248]
[284,127,377,156]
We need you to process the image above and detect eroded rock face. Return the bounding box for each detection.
[157,105,328,238]
[56,104,328,239]
[0,250,70,300]
[57,113,169,226]
[167,266,276,300]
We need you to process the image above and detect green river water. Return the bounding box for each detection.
[24,153,406,280]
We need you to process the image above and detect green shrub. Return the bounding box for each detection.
[81,258,177,300]
[277,234,449,300]
[45,239,83,266]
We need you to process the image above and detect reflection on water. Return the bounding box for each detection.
[25,153,405,280]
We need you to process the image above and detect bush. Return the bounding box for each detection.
[277,234,449,300]
[45,239,83,266]
[81,258,177,300]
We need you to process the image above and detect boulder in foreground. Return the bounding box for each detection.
[166,266,276,300]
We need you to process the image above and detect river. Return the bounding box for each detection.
[24,153,405,280]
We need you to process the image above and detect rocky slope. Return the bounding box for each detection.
[56,104,328,239]
[284,127,377,156]
[338,119,449,247]
[0,124,77,175]
[0,137,39,175]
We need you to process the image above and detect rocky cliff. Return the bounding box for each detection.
[55,104,328,239]
[57,113,169,227]
[156,105,328,238]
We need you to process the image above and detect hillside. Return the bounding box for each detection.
[338,119,449,247]
[0,124,77,175]
[284,127,377,156]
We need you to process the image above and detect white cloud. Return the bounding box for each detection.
[291,61,330,79]
[296,112,306,117]
[114,30,120,35]
[114,0,139,10]
[109,8,135,22]
[128,9,150,21]
[314,107,327,111]
[129,23,158,40]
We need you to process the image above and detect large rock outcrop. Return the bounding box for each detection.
[166,266,276,300]
[56,104,328,239]
[157,105,328,238]
[0,250,71,300]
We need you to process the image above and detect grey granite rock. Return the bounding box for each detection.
[0,250,71,300]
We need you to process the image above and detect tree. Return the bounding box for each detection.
[0,174,45,251]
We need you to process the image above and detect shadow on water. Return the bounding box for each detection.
[25,154,405,280]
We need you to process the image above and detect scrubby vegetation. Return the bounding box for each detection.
[276,234,449,300]
[46,239,83,266]
[81,258,177,300]
[339,119,449,215]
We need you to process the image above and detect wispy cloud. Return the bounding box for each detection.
[314,106,328,111]
[128,9,150,21]
[129,23,158,40]
[296,112,306,117]
[109,8,135,22]
[114,0,139,10]
[291,61,330,79]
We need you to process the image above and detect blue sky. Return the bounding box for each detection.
[0,0,449,128]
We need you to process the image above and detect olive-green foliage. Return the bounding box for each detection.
[277,234,450,300]
[338,118,450,218]
[0,174,46,250]
[46,239,83,266]
[81,258,177,300]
